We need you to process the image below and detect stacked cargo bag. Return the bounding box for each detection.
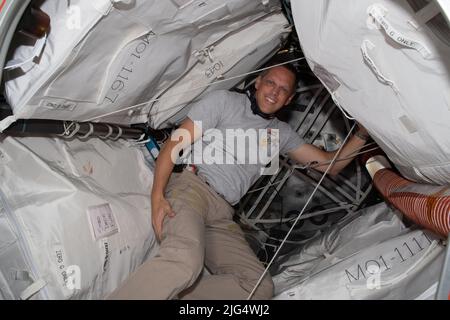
[272,203,445,300]
[0,135,156,299]
[291,0,450,185]
[2,0,287,130]
[145,11,290,128]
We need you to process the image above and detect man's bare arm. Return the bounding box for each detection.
[151,118,201,240]
[288,126,370,176]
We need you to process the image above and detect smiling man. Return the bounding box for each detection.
[254,65,296,115]
[109,63,370,300]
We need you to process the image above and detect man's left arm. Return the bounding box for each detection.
[287,125,370,176]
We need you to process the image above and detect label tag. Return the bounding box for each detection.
[87,203,119,240]
[53,244,70,288]
[368,5,432,59]
[313,64,341,92]
[399,114,418,134]
[40,99,77,111]
[102,240,111,272]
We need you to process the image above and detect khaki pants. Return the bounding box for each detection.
[108,170,273,300]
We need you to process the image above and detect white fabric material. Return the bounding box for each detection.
[146,12,290,129]
[437,0,450,22]
[0,136,156,299]
[291,0,450,185]
[2,0,284,129]
[272,203,445,300]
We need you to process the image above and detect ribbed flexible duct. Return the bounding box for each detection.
[366,156,450,237]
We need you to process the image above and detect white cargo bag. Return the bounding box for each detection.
[144,12,290,128]
[272,203,445,300]
[0,135,156,299]
[291,0,450,185]
[2,0,284,129]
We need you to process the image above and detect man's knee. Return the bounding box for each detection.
[158,207,206,286]
[180,250,204,286]
[162,238,205,287]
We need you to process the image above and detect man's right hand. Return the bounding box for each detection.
[149,118,199,242]
[151,195,175,242]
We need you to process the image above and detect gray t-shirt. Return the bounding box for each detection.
[185,90,304,205]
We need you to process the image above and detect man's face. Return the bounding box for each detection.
[254,66,296,115]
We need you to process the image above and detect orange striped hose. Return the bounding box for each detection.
[372,168,450,237]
